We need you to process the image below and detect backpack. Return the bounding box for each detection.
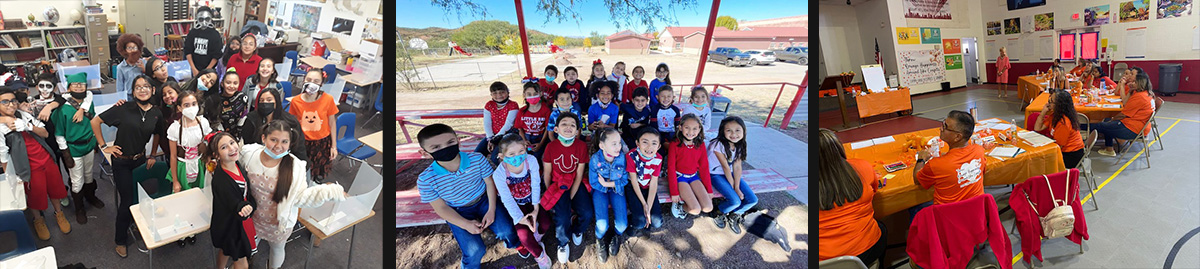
[1026,169,1075,239]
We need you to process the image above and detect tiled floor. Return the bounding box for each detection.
[841,85,1200,269]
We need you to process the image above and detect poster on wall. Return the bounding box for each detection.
[1120,0,1150,22]
[1034,13,1054,31]
[1040,35,1055,60]
[331,17,355,35]
[920,27,942,44]
[945,55,963,70]
[1158,0,1192,19]
[986,39,998,62]
[943,39,962,54]
[987,21,1002,36]
[1004,18,1021,34]
[1006,38,1020,61]
[897,27,921,44]
[1126,27,1147,58]
[291,4,321,32]
[903,0,952,19]
[899,49,946,86]
[362,17,383,41]
[1084,5,1111,26]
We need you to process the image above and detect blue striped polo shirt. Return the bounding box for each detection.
[418,152,491,207]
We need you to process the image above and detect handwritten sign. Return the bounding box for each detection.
[900,49,946,86]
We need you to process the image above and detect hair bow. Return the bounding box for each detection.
[593,59,602,65]
[204,132,220,144]
[226,67,237,73]
[521,77,539,83]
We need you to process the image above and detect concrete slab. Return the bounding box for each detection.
[410,54,554,82]
[743,122,809,205]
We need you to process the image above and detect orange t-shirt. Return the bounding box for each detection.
[916,144,986,205]
[1121,91,1154,136]
[818,159,882,260]
[1044,114,1084,152]
[288,93,340,140]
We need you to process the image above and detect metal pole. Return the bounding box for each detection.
[779,74,809,129]
[693,0,722,85]
[764,83,787,127]
[514,0,534,78]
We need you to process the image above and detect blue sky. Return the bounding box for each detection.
[397,0,807,37]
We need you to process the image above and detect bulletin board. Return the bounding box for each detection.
[291,3,321,32]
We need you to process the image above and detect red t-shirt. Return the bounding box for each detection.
[561,80,584,103]
[539,139,589,209]
[483,100,519,135]
[623,79,648,103]
[667,140,713,196]
[538,79,559,99]
[514,105,552,140]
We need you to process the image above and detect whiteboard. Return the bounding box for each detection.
[860,64,887,93]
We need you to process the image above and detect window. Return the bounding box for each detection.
[1059,33,1076,61]
[1080,32,1099,60]
[676,43,682,49]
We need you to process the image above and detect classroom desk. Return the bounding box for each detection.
[0,246,56,268]
[300,56,349,73]
[129,188,212,268]
[842,119,1065,217]
[1025,92,1125,123]
[358,131,383,152]
[298,210,376,269]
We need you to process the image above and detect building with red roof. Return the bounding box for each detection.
[657,17,808,54]
[604,30,655,54]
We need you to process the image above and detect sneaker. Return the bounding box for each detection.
[572,232,583,246]
[61,198,69,207]
[596,237,609,263]
[671,202,686,219]
[557,244,570,263]
[727,213,743,234]
[55,212,72,234]
[608,234,623,257]
[518,245,531,258]
[711,211,727,229]
[535,251,552,269]
[115,245,127,258]
[33,218,50,240]
[177,239,187,247]
[1097,148,1116,157]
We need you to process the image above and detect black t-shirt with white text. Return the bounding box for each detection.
[184,28,224,72]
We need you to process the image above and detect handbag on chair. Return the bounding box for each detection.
[1026,169,1075,239]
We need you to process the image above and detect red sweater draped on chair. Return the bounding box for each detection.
[907,194,1013,269]
[1009,168,1090,264]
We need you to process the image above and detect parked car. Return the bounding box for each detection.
[708,47,752,67]
[743,50,777,65]
[773,46,808,65]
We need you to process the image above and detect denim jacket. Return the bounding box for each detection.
[588,150,629,195]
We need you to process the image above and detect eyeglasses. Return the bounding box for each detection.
[0,99,15,106]
[134,86,153,92]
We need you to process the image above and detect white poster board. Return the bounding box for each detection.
[861,64,888,93]
[1039,35,1055,60]
[299,160,382,235]
[1023,38,1036,60]
[1126,27,1147,58]
[898,49,946,86]
[1006,38,1020,61]
[986,39,999,62]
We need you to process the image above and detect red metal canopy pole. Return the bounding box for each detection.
[693,0,721,85]
[514,0,533,78]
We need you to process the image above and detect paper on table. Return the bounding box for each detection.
[1105,98,1122,103]
[1017,130,1055,147]
[861,64,888,93]
[850,140,875,150]
[871,136,896,145]
[989,123,1014,130]
[988,146,1023,158]
[1101,104,1121,109]
[978,118,1002,124]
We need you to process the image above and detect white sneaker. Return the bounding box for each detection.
[535,251,553,269]
[671,202,686,219]
[572,232,583,246]
[557,245,569,263]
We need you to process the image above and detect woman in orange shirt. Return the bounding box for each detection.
[1069,58,1089,77]
[1034,90,1085,168]
[817,129,885,264]
[1088,75,1155,156]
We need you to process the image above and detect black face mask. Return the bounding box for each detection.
[135,98,151,106]
[257,103,275,116]
[14,92,28,103]
[427,145,460,162]
[70,91,87,100]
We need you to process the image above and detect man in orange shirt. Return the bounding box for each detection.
[908,111,987,219]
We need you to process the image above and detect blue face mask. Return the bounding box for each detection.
[503,153,526,167]
[198,82,209,92]
[545,76,556,83]
[692,102,707,109]
[264,147,289,159]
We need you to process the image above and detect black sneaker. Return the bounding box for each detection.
[727,213,743,234]
[596,236,609,263]
[608,234,623,257]
[711,211,727,229]
[187,235,197,245]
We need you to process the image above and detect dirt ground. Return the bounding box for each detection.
[396,160,808,269]
[397,48,808,142]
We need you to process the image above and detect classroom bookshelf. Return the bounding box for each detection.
[0,25,91,65]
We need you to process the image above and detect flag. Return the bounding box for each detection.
[875,38,884,74]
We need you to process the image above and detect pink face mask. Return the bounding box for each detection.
[525,96,540,104]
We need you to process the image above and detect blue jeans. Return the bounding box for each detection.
[711,174,759,215]
[473,137,500,165]
[448,199,519,269]
[552,187,594,247]
[592,187,628,238]
[1088,119,1139,147]
[624,184,663,230]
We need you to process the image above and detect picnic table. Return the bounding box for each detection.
[395,168,796,228]
[842,119,1066,217]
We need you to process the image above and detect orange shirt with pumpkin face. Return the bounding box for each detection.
[916,143,986,205]
[288,92,340,140]
[818,159,882,261]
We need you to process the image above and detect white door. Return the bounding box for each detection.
[962,38,979,84]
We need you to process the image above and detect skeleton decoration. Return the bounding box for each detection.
[195,7,215,30]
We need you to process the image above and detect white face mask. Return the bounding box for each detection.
[181,106,200,119]
[303,82,321,94]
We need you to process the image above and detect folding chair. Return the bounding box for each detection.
[1076,130,1100,209]
[817,256,870,269]
[1113,109,1156,167]
[1149,97,1164,150]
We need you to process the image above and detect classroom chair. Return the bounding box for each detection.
[335,113,376,166]
[0,210,38,260]
[323,64,338,83]
[817,256,873,269]
[363,88,383,125]
[285,51,307,84]
[1079,129,1101,198]
[132,162,174,201]
[1114,108,1157,167]
[1149,97,1164,150]
[280,81,293,111]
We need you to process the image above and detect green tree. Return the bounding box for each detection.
[553,36,566,46]
[432,0,698,31]
[451,20,517,48]
[716,16,738,31]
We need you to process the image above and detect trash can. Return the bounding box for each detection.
[1158,64,1182,96]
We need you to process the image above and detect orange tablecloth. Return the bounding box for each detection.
[1024,93,1124,123]
[856,88,912,118]
[841,119,1066,217]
